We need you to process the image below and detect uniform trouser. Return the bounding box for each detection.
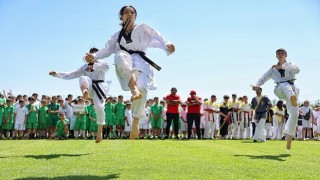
[274,82,299,136]
[132,89,147,119]
[204,121,214,138]
[251,122,256,137]
[166,113,179,137]
[220,118,229,137]
[239,119,250,139]
[272,119,283,140]
[187,113,201,139]
[115,51,151,119]
[232,122,239,139]
[264,123,273,139]
[231,112,239,138]
[253,118,266,141]
[79,76,106,125]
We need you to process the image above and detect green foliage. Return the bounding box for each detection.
[0,139,318,179]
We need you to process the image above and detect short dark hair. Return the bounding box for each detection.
[89,47,99,54]
[171,87,177,91]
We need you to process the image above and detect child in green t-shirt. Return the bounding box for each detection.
[0,93,6,137]
[89,107,98,140]
[2,99,14,138]
[38,100,49,139]
[74,98,88,139]
[26,97,39,139]
[51,112,69,139]
[150,97,163,138]
[48,96,60,136]
[114,95,126,138]
[86,99,94,138]
[104,97,115,138]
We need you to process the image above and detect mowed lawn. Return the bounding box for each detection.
[0,139,319,180]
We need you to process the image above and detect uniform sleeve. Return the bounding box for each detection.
[141,24,173,56]
[255,68,273,87]
[93,35,117,60]
[282,61,300,74]
[56,66,84,80]
[93,60,109,72]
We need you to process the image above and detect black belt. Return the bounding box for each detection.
[117,20,161,71]
[92,80,106,101]
[119,44,161,71]
[277,80,294,85]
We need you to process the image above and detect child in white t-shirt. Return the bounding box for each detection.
[124,102,132,138]
[179,103,187,139]
[14,100,28,139]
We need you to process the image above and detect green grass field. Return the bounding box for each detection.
[0,139,319,180]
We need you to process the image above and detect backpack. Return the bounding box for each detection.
[304,108,311,120]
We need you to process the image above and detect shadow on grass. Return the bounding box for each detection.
[234,154,291,162]
[24,153,91,160]
[241,141,267,143]
[0,153,90,160]
[14,174,120,180]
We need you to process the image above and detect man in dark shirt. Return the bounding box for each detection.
[251,87,272,142]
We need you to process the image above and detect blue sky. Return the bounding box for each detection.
[1,0,319,103]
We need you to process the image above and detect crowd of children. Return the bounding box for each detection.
[0,91,319,141]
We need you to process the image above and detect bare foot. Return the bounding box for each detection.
[129,136,135,140]
[129,131,139,140]
[132,93,142,101]
[83,90,89,100]
[95,136,102,143]
[290,95,298,107]
[286,135,292,150]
